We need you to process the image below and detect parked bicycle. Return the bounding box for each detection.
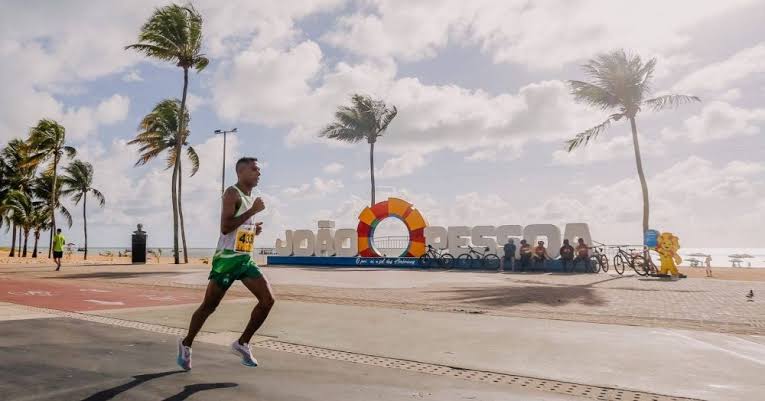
[456,246,501,269]
[612,245,645,275]
[630,249,659,276]
[589,242,610,273]
[418,244,455,268]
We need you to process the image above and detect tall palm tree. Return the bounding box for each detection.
[567,49,700,237]
[127,4,208,264]
[320,94,398,206]
[27,119,76,257]
[32,173,73,245]
[129,99,200,262]
[60,160,106,260]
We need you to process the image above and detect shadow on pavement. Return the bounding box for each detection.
[80,371,183,401]
[431,284,607,307]
[80,371,237,401]
[162,383,238,401]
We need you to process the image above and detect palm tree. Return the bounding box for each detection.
[30,207,51,258]
[320,94,398,206]
[1,139,37,257]
[3,191,37,257]
[129,99,200,262]
[127,4,208,264]
[60,160,106,260]
[32,173,74,246]
[27,119,76,257]
[567,49,700,237]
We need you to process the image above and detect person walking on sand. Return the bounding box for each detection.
[705,255,713,277]
[53,229,65,271]
[176,157,275,370]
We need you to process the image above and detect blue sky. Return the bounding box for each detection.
[1,0,764,249]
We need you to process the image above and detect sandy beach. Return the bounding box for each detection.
[0,252,209,266]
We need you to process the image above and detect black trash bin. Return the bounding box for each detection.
[132,224,147,264]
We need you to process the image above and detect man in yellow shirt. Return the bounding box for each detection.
[53,229,65,271]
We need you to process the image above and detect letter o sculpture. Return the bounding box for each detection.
[357,197,427,258]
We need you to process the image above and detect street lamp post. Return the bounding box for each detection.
[214,128,238,196]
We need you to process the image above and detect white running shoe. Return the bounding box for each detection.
[231,340,258,367]
[176,338,192,371]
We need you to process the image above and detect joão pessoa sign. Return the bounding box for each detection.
[274,197,592,259]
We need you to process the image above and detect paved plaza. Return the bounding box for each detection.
[1,262,763,400]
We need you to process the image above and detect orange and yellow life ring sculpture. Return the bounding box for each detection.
[357,197,427,257]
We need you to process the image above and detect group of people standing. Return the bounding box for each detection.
[501,238,592,272]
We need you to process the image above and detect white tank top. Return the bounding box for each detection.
[216,186,256,254]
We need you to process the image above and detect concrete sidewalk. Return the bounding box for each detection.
[0,317,573,401]
[97,299,765,401]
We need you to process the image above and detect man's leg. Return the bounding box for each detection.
[238,275,276,345]
[182,280,227,347]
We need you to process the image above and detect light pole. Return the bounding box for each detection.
[214,128,237,196]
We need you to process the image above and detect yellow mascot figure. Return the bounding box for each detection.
[656,232,684,278]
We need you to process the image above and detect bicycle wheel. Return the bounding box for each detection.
[613,254,626,275]
[417,254,430,268]
[589,255,601,273]
[482,254,500,269]
[631,255,649,276]
[599,254,609,272]
[439,253,455,269]
[456,253,473,269]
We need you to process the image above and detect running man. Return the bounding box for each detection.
[53,229,65,271]
[177,157,275,370]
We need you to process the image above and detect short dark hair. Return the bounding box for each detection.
[56,229,61,233]
[235,157,258,173]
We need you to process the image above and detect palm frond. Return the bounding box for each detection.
[643,94,701,112]
[63,146,77,159]
[91,188,106,207]
[565,113,624,152]
[186,146,200,176]
[193,56,209,72]
[569,80,619,110]
[59,206,73,228]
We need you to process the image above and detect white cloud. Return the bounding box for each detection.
[122,70,143,82]
[212,38,594,166]
[662,101,765,143]
[186,93,207,113]
[323,0,757,68]
[551,134,664,166]
[282,177,344,198]
[213,40,324,125]
[375,152,427,178]
[673,44,765,93]
[322,162,344,174]
[719,88,742,103]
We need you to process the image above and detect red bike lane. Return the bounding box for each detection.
[0,278,212,312]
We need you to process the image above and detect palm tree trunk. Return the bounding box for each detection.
[18,228,22,255]
[369,140,376,206]
[48,155,59,258]
[178,155,189,264]
[32,231,39,258]
[83,193,88,261]
[9,223,16,257]
[22,229,29,257]
[171,158,180,264]
[629,117,650,237]
[176,66,190,264]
